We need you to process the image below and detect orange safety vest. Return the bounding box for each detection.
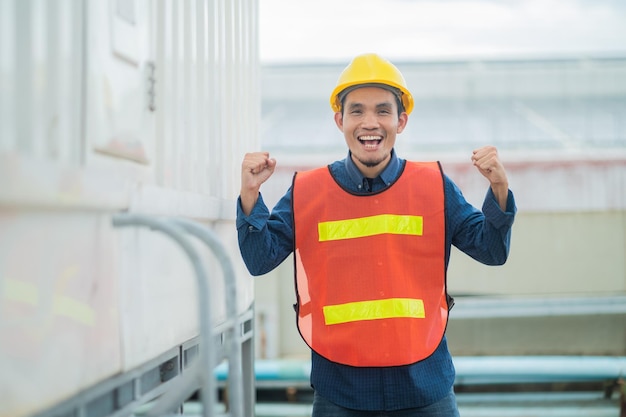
[292,161,449,367]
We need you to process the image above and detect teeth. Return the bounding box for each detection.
[359,136,382,141]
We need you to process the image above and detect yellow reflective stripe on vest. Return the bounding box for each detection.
[323,298,425,325]
[318,214,423,242]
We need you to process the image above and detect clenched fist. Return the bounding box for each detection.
[240,152,276,215]
[471,146,510,211]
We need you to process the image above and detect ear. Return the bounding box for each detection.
[396,112,408,134]
[334,111,344,131]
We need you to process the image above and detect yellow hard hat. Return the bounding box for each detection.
[330,53,414,115]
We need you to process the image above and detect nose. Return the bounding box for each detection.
[361,111,380,129]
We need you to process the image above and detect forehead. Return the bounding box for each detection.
[344,86,397,107]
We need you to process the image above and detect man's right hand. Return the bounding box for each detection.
[240,152,276,215]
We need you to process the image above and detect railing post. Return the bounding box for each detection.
[111,213,216,417]
[169,218,244,417]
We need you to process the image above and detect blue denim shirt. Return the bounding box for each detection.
[237,150,516,410]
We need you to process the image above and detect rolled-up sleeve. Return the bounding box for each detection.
[482,188,516,229]
[447,177,517,266]
[236,192,294,276]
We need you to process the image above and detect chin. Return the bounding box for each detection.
[357,155,388,168]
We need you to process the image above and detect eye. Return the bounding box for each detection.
[376,105,393,115]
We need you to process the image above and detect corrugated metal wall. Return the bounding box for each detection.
[0,1,259,416]
[0,0,84,163]
[0,0,259,205]
[153,0,259,199]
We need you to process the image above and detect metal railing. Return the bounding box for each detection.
[112,213,249,417]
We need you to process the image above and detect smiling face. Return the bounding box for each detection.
[334,86,408,178]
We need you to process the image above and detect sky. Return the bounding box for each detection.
[258,0,626,64]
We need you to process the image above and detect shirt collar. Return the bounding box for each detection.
[344,149,402,189]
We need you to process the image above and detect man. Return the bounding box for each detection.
[237,53,516,416]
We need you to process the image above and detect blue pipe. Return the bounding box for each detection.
[215,356,626,385]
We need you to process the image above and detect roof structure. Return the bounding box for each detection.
[261,56,626,162]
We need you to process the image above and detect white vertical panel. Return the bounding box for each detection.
[179,1,190,191]
[235,0,244,197]
[174,0,184,189]
[55,0,84,164]
[195,0,208,195]
[30,0,48,157]
[231,0,242,198]
[0,0,16,151]
[2,0,83,164]
[157,0,177,188]
[151,0,259,201]
[46,1,61,159]
[203,0,213,196]
[251,0,261,192]
[170,0,179,189]
[154,0,166,186]
[236,0,260,200]
[222,0,234,200]
[15,0,35,154]
[207,0,220,198]
[29,0,49,157]
[212,0,226,199]
[163,1,178,188]
[252,0,261,149]
[228,0,237,200]
[190,0,199,193]
[194,0,206,194]
[44,0,60,159]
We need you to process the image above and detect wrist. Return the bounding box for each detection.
[490,182,509,211]
[240,189,259,216]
